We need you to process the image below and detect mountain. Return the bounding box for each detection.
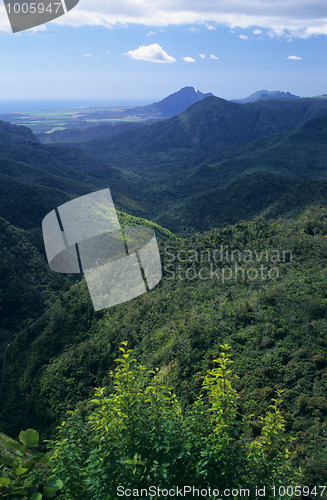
[79,95,327,178]
[133,86,214,118]
[36,87,214,145]
[0,120,129,229]
[66,99,327,235]
[81,95,327,158]
[5,95,327,237]
[234,89,300,103]
[151,113,327,229]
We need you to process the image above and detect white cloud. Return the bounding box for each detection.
[147,30,156,36]
[124,43,176,63]
[189,26,199,32]
[287,55,303,59]
[199,53,206,58]
[83,53,98,59]
[253,29,262,34]
[0,5,12,33]
[183,56,196,62]
[27,24,48,34]
[42,1,327,38]
[210,54,219,60]
[239,34,248,39]
[205,23,216,30]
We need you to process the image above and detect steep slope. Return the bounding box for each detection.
[1,209,327,485]
[155,172,327,234]
[0,217,71,336]
[0,120,142,229]
[0,120,176,348]
[80,96,327,174]
[141,114,327,233]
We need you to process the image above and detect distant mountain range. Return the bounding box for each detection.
[38,86,213,143]
[68,93,327,234]
[79,94,327,162]
[233,89,300,103]
[39,86,314,145]
[3,86,327,236]
[3,89,327,236]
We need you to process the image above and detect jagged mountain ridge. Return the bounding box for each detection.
[134,86,214,117]
[233,89,299,103]
[80,95,327,165]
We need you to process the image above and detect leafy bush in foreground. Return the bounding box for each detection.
[50,343,301,499]
[0,428,62,499]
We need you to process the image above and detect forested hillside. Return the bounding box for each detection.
[2,94,327,496]
[1,208,327,488]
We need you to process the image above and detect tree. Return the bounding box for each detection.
[49,342,301,499]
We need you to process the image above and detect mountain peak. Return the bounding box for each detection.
[167,86,212,98]
[233,89,300,104]
[137,86,214,118]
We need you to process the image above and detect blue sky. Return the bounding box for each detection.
[1,0,327,102]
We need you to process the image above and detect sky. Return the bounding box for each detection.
[1,0,327,103]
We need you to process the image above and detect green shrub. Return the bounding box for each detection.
[0,429,63,499]
[49,343,301,499]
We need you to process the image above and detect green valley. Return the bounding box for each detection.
[1,90,327,496]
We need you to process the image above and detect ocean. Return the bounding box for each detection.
[0,98,150,113]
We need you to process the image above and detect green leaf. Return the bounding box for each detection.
[44,479,63,490]
[4,439,23,453]
[31,493,43,500]
[43,479,64,498]
[0,477,11,486]
[39,455,50,465]
[19,429,39,448]
[43,487,58,499]
[14,465,28,476]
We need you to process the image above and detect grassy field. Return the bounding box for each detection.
[0,106,147,134]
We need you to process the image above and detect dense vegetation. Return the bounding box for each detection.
[1,208,327,489]
[4,99,327,237]
[2,93,327,495]
[0,344,301,499]
[0,429,63,498]
[0,217,72,335]
[48,343,300,499]
[72,100,327,235]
